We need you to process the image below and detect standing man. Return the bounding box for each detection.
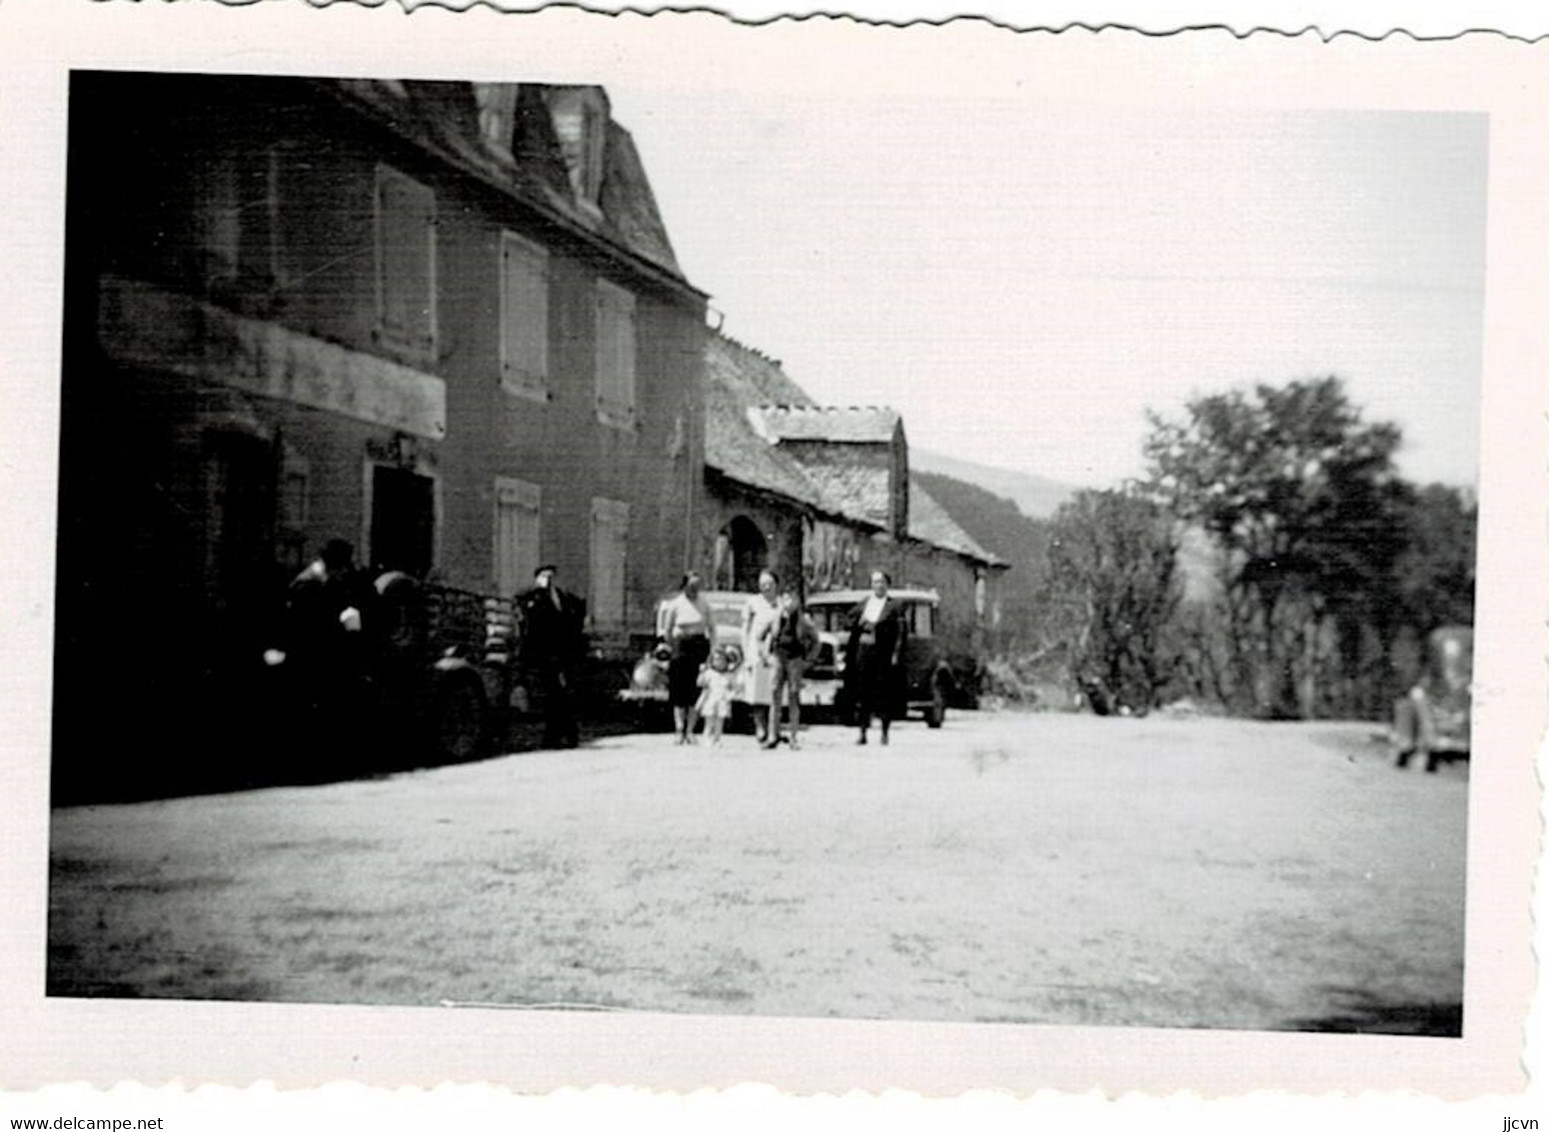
[518,564,587,749]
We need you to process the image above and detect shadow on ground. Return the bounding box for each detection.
[51,709,658,806]
[1278,987,1462,1037]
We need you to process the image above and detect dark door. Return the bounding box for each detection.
[370,465,435,577]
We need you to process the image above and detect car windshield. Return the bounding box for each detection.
[812,607,846,633]
[907,602,934,638]
[803,597,937,637]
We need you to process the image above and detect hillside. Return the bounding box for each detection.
[910,448,1080,519]
[913,469,1053,650]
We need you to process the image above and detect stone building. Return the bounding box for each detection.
[56,74,708,776]
[701,332,1007,658]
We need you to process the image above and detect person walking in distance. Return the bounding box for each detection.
[765,589,819,749]
[517,564,587,749]
[844,570,905,746]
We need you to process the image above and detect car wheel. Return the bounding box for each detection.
[926,687,946,729]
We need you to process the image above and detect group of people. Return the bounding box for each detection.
[273,536,911,755]
[658,566,908,748]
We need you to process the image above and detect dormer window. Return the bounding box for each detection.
[578,102,605,200]
[472,83,517,160]
[543,86,609,217]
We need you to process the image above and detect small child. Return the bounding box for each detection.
[695,647,740,746]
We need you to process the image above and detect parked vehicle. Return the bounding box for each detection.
[803,587,953,728]
[1393,625,1472,773]
[620,590,843,717]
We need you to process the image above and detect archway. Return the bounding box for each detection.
[722,515,768,593]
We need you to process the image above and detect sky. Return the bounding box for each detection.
[606,88,1487,490]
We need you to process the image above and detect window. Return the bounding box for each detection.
[374,165,437,355]
[369,464,436,577]
[473,83,517,159]
[543,86,608,213]
[203,148,281,289]
[589,497,630,630]
[500,232,549,399]
[905,602,936,639]
[594,280,636,428]
[579,101,606,201]
[494,476,542,597]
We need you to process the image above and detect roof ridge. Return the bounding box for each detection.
[712,328,783,368]
[765,403,898,413]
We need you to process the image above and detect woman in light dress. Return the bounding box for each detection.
[740,568,782,745]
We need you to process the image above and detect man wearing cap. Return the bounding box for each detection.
[517,564,587,749]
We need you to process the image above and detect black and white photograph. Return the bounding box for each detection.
[4,0,1547,1111]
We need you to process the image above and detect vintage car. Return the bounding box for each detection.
[1393,625,1473,773]
[803,587,953,728]
[619,590,844,718]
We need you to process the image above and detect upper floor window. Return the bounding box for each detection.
[543,86,608,217]
[578,102,606,201]
[500,231,549,400]
[473,83,517,160]
[202,147,283,293]
[594,279,636,429]
[374,164,437,357]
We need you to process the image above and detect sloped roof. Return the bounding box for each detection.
[753,404,902,444]
[909,479,1006,567]
[328,79,693,291]
[704,333,1003,568]
[704,334,826,508]
[709,334,816,407]
[598,122,681,277]
[785,445,893,529]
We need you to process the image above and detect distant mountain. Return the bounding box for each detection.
[910,448,1080,519]
[913,469,1052,650]
[914,470,1049,569]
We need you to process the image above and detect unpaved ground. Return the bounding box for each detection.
[47,712,1466,1032]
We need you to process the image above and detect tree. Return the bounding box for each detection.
[1044,489,1181,715]
[1144,376,1410,718]
[1394,483,1477,635]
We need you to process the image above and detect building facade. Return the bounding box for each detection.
[56,74,708,777]
[700,332,1007,661]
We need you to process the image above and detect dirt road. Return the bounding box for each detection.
[47,712,1466,1032]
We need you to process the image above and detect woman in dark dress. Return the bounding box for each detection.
[844,570,906,746]
[660,570,712,744]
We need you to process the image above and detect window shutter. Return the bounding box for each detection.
[594,280,636,426]
[495,477,542,597]
[589,497,629,629]
[376,166,436,351]
[500,232,549,394]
